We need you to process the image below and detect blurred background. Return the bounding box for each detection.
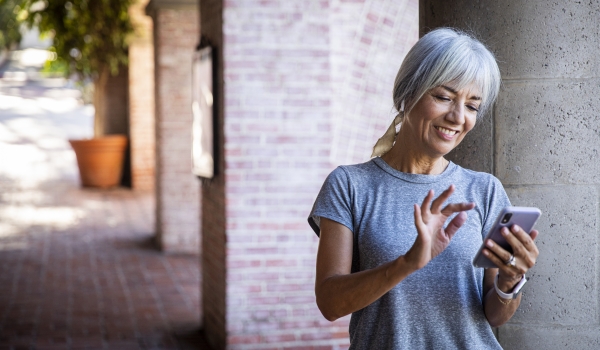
[0,0,418,349]
[2,0,598,349]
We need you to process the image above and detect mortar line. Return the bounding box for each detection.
[0,232,25,333]
[30,224,51,348]
[502,76,600,83]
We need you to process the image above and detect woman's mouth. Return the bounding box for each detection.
[434,126,459,136]
[434,126,459,140]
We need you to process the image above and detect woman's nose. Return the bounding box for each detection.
[446,103,465,125]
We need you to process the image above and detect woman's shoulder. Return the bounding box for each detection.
[330,159,381,179]
[453,164,501,181]
[451,164,505,190]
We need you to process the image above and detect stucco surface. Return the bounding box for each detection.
[498,325,600,350]
[496,80,600,185]
[422,0,600,348]
[506,185,598,325]
[421,0,600,79]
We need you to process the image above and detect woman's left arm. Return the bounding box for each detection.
[482,225,540,327]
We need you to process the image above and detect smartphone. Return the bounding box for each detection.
[472,206,541,268]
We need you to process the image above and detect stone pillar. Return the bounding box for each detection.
[129,0,155,191]
[422,1,600,348]
[146,0,201,254]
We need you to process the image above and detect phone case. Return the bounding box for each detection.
[472,206,541,268]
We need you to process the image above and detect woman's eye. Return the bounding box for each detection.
[435,95,451,101]
[466,105,479,112]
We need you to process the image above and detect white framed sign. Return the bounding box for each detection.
[191,46,215,178]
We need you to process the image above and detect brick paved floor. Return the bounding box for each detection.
[0,60,210,350]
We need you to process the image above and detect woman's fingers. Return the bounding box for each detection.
[430,185,455,213]
[484,226,539,274]
[502,226,538,268]
[444,211,468,238]
[413,203,425,231]
[530,229,539,241]
[482,248,515,274]
[420,189,434,217]
[484,239,513,266]
[482,241,525,276]
[441,202,475,216]
[422,185,475,216]
[508,225,539,255]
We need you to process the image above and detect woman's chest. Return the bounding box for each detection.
[354,188,485,270]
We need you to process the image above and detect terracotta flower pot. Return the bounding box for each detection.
[69,135,128,188]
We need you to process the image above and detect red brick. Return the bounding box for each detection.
[266,259,297,267]
[262,333,297,343]
[229,334,261,344]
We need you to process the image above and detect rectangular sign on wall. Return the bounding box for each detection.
[191,46,215,179]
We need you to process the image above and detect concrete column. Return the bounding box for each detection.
[146,0,201,254]
[422,1,600,348]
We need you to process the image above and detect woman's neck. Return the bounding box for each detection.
[380,138,449,175]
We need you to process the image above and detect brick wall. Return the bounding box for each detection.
[222,0,345,348]
[129,0,155,191]
[330,0,419,165]
[150,4,201,254]
[200,0,418,348]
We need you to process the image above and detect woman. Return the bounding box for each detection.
[308,28,540,349]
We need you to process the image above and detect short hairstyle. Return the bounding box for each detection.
[393,27,501,119]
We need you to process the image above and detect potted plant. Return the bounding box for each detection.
[21,0,134,187]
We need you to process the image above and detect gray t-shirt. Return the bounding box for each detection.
[308,157,510,350]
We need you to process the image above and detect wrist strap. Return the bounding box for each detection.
[494,272,527,300]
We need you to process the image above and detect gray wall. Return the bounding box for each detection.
[421,1,600,348]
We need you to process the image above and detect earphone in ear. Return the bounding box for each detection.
[400,100,405,113]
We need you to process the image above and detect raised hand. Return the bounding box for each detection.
[404,185,475,270]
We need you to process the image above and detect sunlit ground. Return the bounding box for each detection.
[0,52,94,249]
[0,50,205,349]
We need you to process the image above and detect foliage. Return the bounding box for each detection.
[22,0,134,80]
[0,0,27,50]
[40,47,68,76]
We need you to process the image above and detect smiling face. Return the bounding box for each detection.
[401,82,482,159]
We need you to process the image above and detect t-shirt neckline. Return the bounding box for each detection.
[372,156,457,184]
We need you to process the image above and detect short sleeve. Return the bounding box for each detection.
[481,176,512,239]
[307,167,354,237]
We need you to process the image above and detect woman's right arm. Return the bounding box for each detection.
[315,185,475,321]
[315,217,418,321]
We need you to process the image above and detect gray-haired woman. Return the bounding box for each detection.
[308,28,540,349]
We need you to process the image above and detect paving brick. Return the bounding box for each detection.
[0,79,211,350]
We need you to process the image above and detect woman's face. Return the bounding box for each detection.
[403,82,481,158]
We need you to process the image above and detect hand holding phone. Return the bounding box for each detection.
[472,207,541,268]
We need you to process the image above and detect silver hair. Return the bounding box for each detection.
[393,27,501,119]
[370,28,501,158]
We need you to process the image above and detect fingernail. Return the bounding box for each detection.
[483,250,489,256]
[512,225,520,232]
[501,227,509,236]
[486,240,494,248]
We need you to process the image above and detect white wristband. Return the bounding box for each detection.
[494,272,527,300]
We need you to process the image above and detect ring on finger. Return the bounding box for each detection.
[505,254,516,267]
